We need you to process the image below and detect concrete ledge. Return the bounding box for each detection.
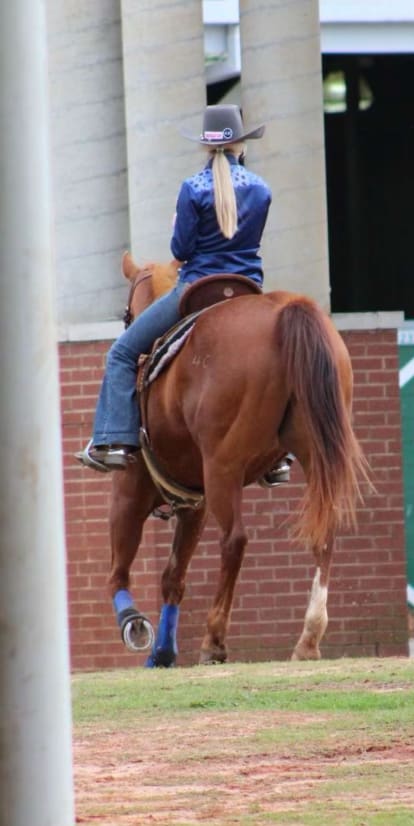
[58,311,405,343]
[332,311,404,331]
[58,320,123,343]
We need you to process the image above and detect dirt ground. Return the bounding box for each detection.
[73,708,414,825]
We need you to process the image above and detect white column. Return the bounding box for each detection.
[0,3,74,824]
[239,0,330,309]
[120,0,207,261]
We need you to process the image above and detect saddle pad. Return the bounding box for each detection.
[144,311,201,386]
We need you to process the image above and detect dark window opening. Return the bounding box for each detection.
[207,75,240,105]
[323,53,414,318]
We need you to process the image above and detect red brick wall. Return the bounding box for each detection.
[61,329,408,671]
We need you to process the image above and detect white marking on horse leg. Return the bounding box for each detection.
[305,568,328,640]
[292,568,328,660]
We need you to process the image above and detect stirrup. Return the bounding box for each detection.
[75,440,138,472]
[258,459,291,488]
[75,439,111,473]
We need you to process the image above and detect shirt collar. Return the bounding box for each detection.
[206,153,239,169]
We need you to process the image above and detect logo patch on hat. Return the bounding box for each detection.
[203,130,225,141]
[223,128,233,140]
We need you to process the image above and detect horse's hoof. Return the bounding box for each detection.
[291,645,321,661]
[121,613,155,652]
[145,649,176,668]
[199,648,227,665]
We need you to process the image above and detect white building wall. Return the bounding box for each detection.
[49,1,412,328]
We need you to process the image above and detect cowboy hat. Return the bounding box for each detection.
[181,104,265,145]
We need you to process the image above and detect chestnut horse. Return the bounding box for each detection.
[105,252,368,667]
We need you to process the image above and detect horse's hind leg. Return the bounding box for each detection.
[108,463,160,653]
[200,470,247,665]
[279,414,333,661]
[291,536,334,660]
[146,505,207,668]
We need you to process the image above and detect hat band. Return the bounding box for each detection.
[203,128,234,142]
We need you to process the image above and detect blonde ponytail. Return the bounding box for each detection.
[209,142,245,239]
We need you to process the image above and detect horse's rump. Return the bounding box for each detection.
[143,290,368,547]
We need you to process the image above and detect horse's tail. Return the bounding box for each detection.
[276,297,370,548]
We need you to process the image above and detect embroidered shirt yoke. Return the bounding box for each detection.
[170,155,272,286]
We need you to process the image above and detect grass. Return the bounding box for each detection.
[72,657,414,825]
[72,656,414,722]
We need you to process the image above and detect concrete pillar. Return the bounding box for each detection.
[0,2,74,823]
[47,0,130,325]
[120,0,207,262]
[239,0,330,309]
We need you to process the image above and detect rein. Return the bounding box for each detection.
[123,269,153,329]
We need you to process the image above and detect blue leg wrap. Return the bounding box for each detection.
[145,604,179,668]
[113,589,135,626]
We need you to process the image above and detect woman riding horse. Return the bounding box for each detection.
[76,104,291,483]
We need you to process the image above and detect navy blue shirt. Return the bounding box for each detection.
[170,154,272,286]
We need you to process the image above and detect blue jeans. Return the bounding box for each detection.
[93,280,188,447]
